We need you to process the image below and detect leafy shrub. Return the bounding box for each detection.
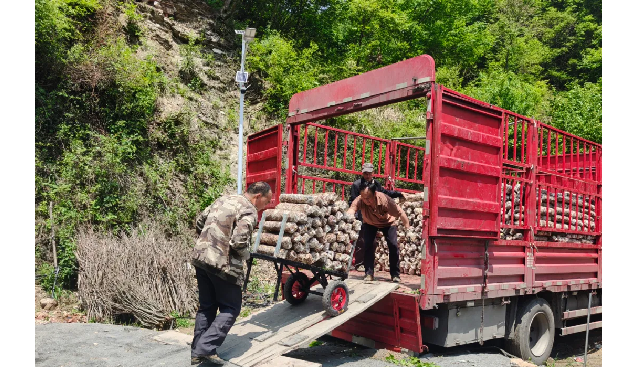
[205,0,223,9]
[548,79,602,143]
[248,33,323,117]
[180,35,204,89]
[122,1,143,39]
[463,69,551,119]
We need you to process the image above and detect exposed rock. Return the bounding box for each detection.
[40,298,58,311]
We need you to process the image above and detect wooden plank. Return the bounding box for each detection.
[258,356,322,367]
[238,280,396,367]
[217,279,398,367]
[152,330,192,347]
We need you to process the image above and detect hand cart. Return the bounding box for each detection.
[242,213,356,317]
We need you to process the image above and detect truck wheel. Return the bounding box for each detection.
[322,281,349,317]
[284,272,309,305]
[506,297,555,365]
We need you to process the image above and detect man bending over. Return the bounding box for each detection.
[347,180,409,283]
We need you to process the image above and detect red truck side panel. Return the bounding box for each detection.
[429,86,504,238]
[246,124,283,213]
[425,238,527,297]
[533,242,601,287]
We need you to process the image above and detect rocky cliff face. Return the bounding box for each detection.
[130,0,275,194]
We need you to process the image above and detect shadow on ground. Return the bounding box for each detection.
[285,328,602,367]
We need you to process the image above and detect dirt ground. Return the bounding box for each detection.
[545,328,602,367]
[34,285,87,325]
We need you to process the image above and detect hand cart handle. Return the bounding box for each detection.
[273,213,289,257]
[252,215,267,253]
[344,239,356,275]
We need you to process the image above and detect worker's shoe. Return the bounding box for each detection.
[363,274,374,282]
[392,276,401,283]
[354,264,365,272]
[191,354,225,366]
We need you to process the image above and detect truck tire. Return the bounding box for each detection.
[506,297,555,365]
[284,272,310,305]
[322,281,348,317]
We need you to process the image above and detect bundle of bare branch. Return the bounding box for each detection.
[254,193,360,272]
[76,224,197,329]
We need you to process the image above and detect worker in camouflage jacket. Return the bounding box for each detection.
[190,182,272,366]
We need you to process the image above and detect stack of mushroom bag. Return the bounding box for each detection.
[254,192,362,272]
[499,183,597,244]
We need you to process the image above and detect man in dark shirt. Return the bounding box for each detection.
[347,180,410,282]
[349,163,404,270]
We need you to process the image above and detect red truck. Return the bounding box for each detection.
[245,54,601,365]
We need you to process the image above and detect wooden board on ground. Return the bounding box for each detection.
[152,330,191,347]
[217,279,399,367]
[259,356,322,367]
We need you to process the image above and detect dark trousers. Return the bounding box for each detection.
[353,229,377,267]
[191,267,242,358]
[361,223,400,277]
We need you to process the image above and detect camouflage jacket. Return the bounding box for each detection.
[192,194,258,286]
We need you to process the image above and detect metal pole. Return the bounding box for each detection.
[49,201,58,270]
[584,292,592,367]
[237,38,246,194]
[49,201,59,299]
[240,38,246,74]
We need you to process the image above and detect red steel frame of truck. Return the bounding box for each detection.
[245,54,602,365]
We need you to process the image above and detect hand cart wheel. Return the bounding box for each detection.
[284,272,310,305]
[322,280,349,316]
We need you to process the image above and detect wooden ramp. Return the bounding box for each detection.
[217,279,399,367]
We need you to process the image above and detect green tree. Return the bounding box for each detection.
[248,33,323,117]
[537,0,601,88]
[463,68,551,118]
[548,79,602,143]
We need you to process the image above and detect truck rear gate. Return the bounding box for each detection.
[243,54,601,361]
[278,270,427,355]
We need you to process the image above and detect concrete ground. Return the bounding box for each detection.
[35,323,601,367]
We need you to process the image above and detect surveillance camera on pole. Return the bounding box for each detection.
[234,27,257,194]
